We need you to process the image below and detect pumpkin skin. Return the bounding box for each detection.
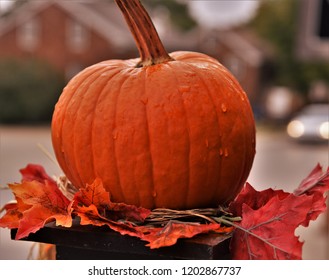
[51,51,255,210]
[51,0,256,210]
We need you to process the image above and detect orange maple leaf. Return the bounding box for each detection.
[0,199,29,229]
[139,222,231,249]
[0,164,236,250]
[9,180,72,239]
[73,178,111,207]
[72,179,150,223]
[76,204,145,239]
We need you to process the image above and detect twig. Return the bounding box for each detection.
[145,207,225,225]
[37,143,59,167]
[0,185,9,191]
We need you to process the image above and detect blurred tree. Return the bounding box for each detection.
[144,0,197,31]
[0,58,65,124]
[249,0,329,98]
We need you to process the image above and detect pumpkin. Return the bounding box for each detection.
[51,0,256,210]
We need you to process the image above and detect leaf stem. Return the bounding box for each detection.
[216,216,291,258]
[217,216,276,247]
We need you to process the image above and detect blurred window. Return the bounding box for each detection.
[17,18,40,52]
[66,20,89,53]
[296,0,329,60]
[318,0,329,38]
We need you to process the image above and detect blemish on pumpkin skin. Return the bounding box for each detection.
[178,85,191,93]
[152,191,157,198]
[221,103,227,113]
[219,148,229,157]
[112,130,118,140]
[140,97,148,105]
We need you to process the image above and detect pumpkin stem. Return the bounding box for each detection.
[115,0,173,67]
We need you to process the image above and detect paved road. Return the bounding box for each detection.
[248,126,328,193]
[0,125,328,259]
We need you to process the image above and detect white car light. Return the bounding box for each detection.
[287,120,304,138]
[319,121,329,140]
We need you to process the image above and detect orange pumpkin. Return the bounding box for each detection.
[51,0,256,210]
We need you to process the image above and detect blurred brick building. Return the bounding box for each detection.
[0,0,273,104]
[0,0,137,80]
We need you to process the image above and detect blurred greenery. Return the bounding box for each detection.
[144,0,197,31]
[0,58,65,124]
[248,0,329,97]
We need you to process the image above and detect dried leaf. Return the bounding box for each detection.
[294,164,328,195]
[0,164,72,239]
[72,180,149,239]
[293,164,329,226]
[141,222,231,249]
[76,204,145,239]
[19,164,56,184]
[0,199,28,229]
[72,179,150,223]
[73,178,111,207]
[2,163,328,257]
[229,183,289,217]
[230,194,314,260]
[229,164,329,260]
[10,180,72,239]
[71,180,230,248]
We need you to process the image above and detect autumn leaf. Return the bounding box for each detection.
[229,164,329,260]
[230,193,313,260]
[71,179,230,248]
[1,163,328,257]
[19,164,56,185]
[73,178,111,207]
[229,183,289,217]
[76,203,233,249]
[140,222,231,249]
[0,199,29,229]
[294,164,329,195]
[106,202,151,223]
[293,164,329,226]
[76,204,145,239]
[10,179,72,239]
[0,164,73,239]
[71,179,150,239]
[72,178,150,223]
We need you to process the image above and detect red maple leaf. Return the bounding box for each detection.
[230,194,313,259]
[20,164,56,184]
[229,183,289,217]
[229,164,329,260]
[293,164,329,226]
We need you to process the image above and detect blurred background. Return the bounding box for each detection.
[0,0,328,259]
